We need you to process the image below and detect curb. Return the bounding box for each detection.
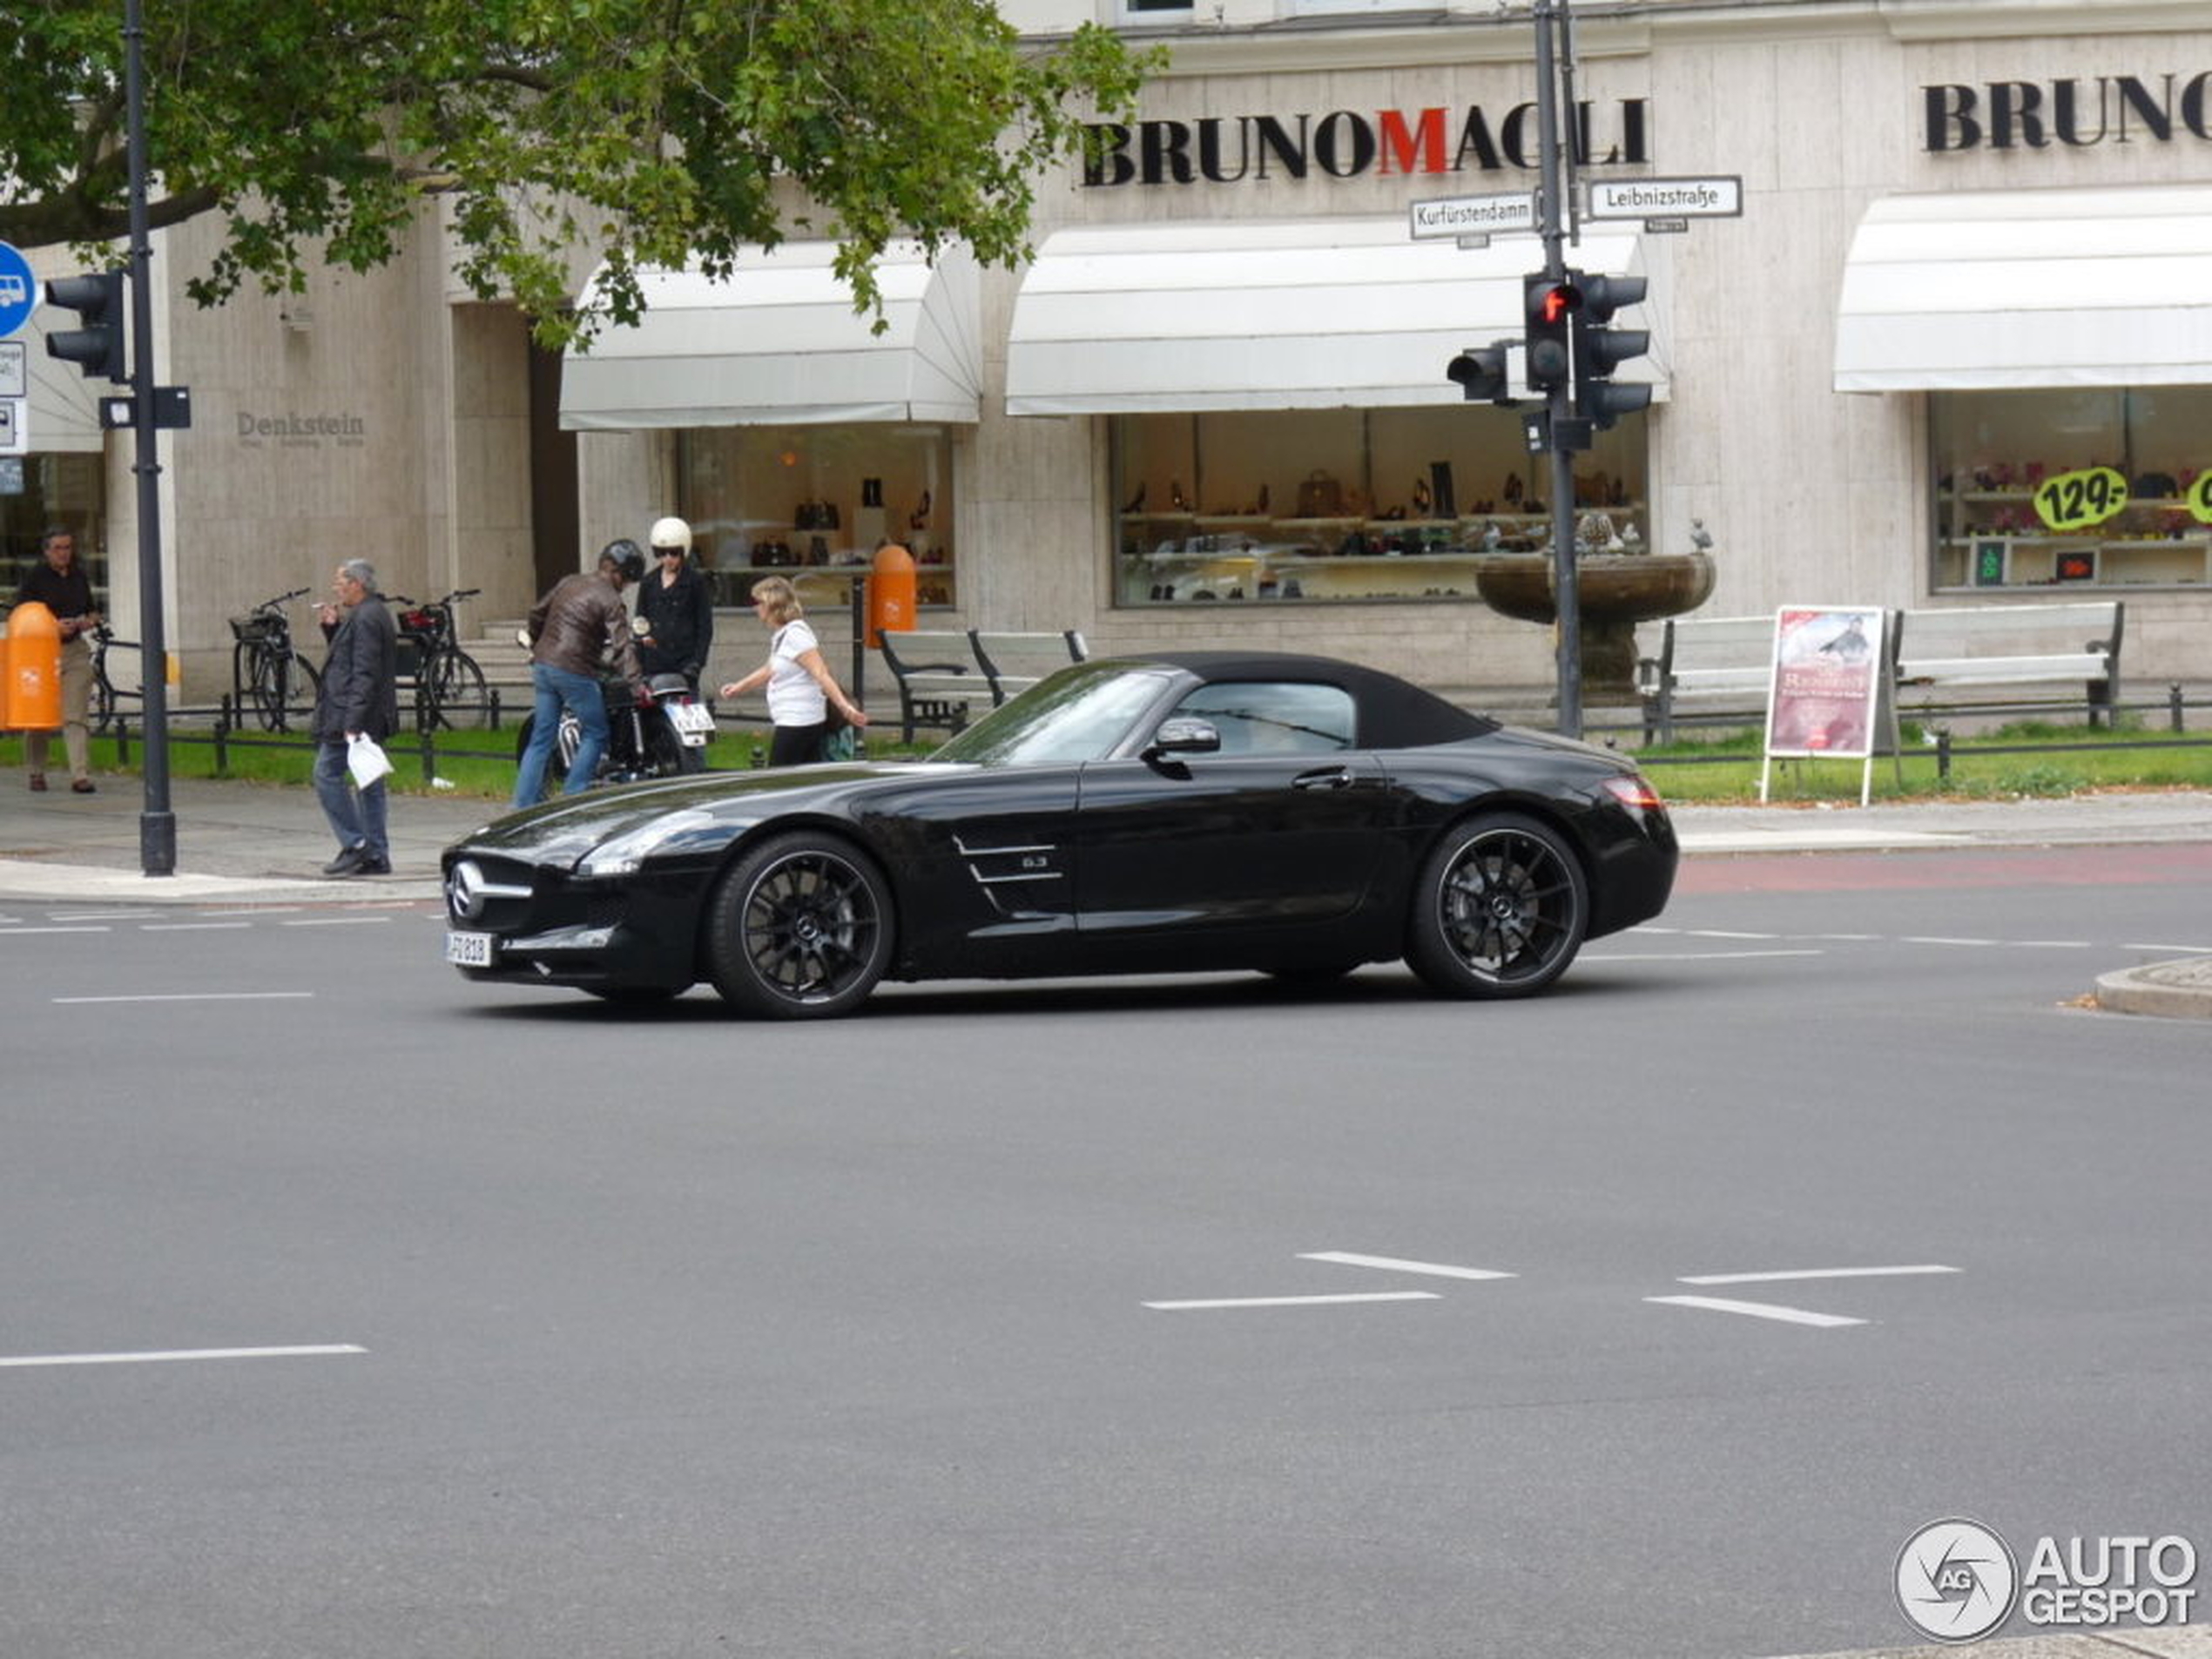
[2094,956,2212,1021]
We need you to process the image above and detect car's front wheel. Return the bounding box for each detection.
[1406,812,1588,998]
[704,833,893,1018]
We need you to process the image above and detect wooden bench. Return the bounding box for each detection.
[875,630,991,742]
[1894,601,2124,727]
[873,628,1089,742]
[1636,614,1786,743]
[968,629,1088,705]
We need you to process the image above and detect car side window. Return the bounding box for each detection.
[1165,682,1357,755]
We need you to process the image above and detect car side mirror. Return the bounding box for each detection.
[1143,717,1221,763]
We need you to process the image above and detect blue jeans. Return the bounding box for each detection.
[314,739,388,861]
[513,661,609,808]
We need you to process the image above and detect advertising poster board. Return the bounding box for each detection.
[1760,605,1896,806]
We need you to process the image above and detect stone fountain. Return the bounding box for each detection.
[1473,520,1715,701]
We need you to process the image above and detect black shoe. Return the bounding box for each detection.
[323,846,367,876]
[354,856,392,876]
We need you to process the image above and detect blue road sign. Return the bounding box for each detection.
[0,242,37,338]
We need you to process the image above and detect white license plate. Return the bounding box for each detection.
[445,930,496,967]
[668,702,716,740]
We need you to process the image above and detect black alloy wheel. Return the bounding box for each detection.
[1406,811,1588,998]
[704,833,893,1018]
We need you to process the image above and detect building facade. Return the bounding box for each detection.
[8,0,2209,704]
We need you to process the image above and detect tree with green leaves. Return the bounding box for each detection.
[0,0,1151,345]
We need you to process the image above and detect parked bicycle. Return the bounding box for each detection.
[89,623,144,735]
[391,587,489,728]
[230,587,321,732]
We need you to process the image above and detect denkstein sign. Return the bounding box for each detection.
[1084,99,1650,186]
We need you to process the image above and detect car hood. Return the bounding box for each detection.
[445,761,961,866]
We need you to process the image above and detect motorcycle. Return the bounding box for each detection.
[514,671,715,786]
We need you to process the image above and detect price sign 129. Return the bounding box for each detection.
[2033,466,2129,532]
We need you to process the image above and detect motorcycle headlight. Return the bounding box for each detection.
[577,810,722,879]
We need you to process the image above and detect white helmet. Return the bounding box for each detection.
[649,516,693,554]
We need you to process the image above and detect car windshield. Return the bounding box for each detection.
[927,664,1174,767]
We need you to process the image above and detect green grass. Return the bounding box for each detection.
[1626,717,2212,803]
[7,715,2209,807]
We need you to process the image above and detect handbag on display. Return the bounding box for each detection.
[1295,470,1345,517]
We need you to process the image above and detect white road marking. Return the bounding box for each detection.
[1645,1295,1865,1329]
[1684,928,1780,939]
[49,910,151,921]
[0,926,111,935]
[2005,940,2094,949]
[53,991,315,1005]
[195,907,301,917]
[2125,942,2212,954]
[0,1344,367,1370]
[138,921,253,932]
[1679,1264,1959,1285]
[280,915,393,927]
[1298,1251,1515,1281]
[1144,1291,1439,1312]
[1903,935,2001,946]
[1586,948,1824,961]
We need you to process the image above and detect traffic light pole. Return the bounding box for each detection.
[1531,0,1583,739]
[124,0,175,875]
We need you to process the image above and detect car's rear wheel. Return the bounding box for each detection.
[704,833,893,1018]
[1406,812,1588,998]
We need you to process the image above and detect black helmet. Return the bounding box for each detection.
[599,537,646,583]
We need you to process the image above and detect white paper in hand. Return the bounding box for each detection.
[347,733,394,789]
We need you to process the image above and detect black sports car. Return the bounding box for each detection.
[442,651,1677,1017]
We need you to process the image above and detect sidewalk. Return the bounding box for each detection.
[3,769,2208,1015]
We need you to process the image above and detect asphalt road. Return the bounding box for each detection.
[1,849,2206,1659]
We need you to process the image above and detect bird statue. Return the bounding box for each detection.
[1688,517,1715,551]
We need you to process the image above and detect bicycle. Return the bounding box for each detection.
[229,587,321,732]
[391,587,489,728]
[89,623,144,735]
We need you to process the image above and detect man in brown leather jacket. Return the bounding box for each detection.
[511,541,645,808]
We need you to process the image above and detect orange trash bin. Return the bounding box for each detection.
[4,600,62,731]
[867,543,917,647]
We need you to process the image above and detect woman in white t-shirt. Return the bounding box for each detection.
[718,576,869,765]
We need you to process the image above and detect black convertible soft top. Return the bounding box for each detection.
[1130,651,1499,750]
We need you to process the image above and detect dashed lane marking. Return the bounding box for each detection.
[0,1344,367,1370]
[1678,1264,1960,1286]
[1298,1251,1515,1281]
[1645,1295,1865,1329]
[52,991,315,1005]
[1144,1292,1440,1312]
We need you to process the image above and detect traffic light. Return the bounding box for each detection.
[1571,271,1651,429]
[1447,343,1511,404]
[44,270,127,382]
[1523,273,1580,394]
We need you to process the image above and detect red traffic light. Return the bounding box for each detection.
[1534,281,1581,326]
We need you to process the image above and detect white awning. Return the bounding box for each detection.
[1005,218,1663,415]
[1835,185,2212,393]
[559,241,981,429]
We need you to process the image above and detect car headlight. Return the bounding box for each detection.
[577,810,723,879]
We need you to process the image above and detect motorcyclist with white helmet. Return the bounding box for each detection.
[635,515,715,693]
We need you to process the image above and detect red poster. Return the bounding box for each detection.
[1764,606,1885,759]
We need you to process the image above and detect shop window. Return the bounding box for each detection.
[2,453,109,610]
[1112,407,1648,607]
[675,425,956,612]
[1931,388,2212,591]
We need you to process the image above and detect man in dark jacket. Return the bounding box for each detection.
[512,541,644,808]
[636,515,714,691]
[15,525,101,793]
[311,558,401,876]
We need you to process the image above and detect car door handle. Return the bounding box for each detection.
[1291,766,1354,791]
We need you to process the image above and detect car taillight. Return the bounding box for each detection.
[1602,773,1666,814]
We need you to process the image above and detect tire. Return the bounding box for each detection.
[429,651,490,729]
[515,712,580,786]
[644,717,706,777]
[252,651,319,732]
[243,645,286,731]
[90,671,117,736]
[1405,812,1588,999]
[703,833,894,1019]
